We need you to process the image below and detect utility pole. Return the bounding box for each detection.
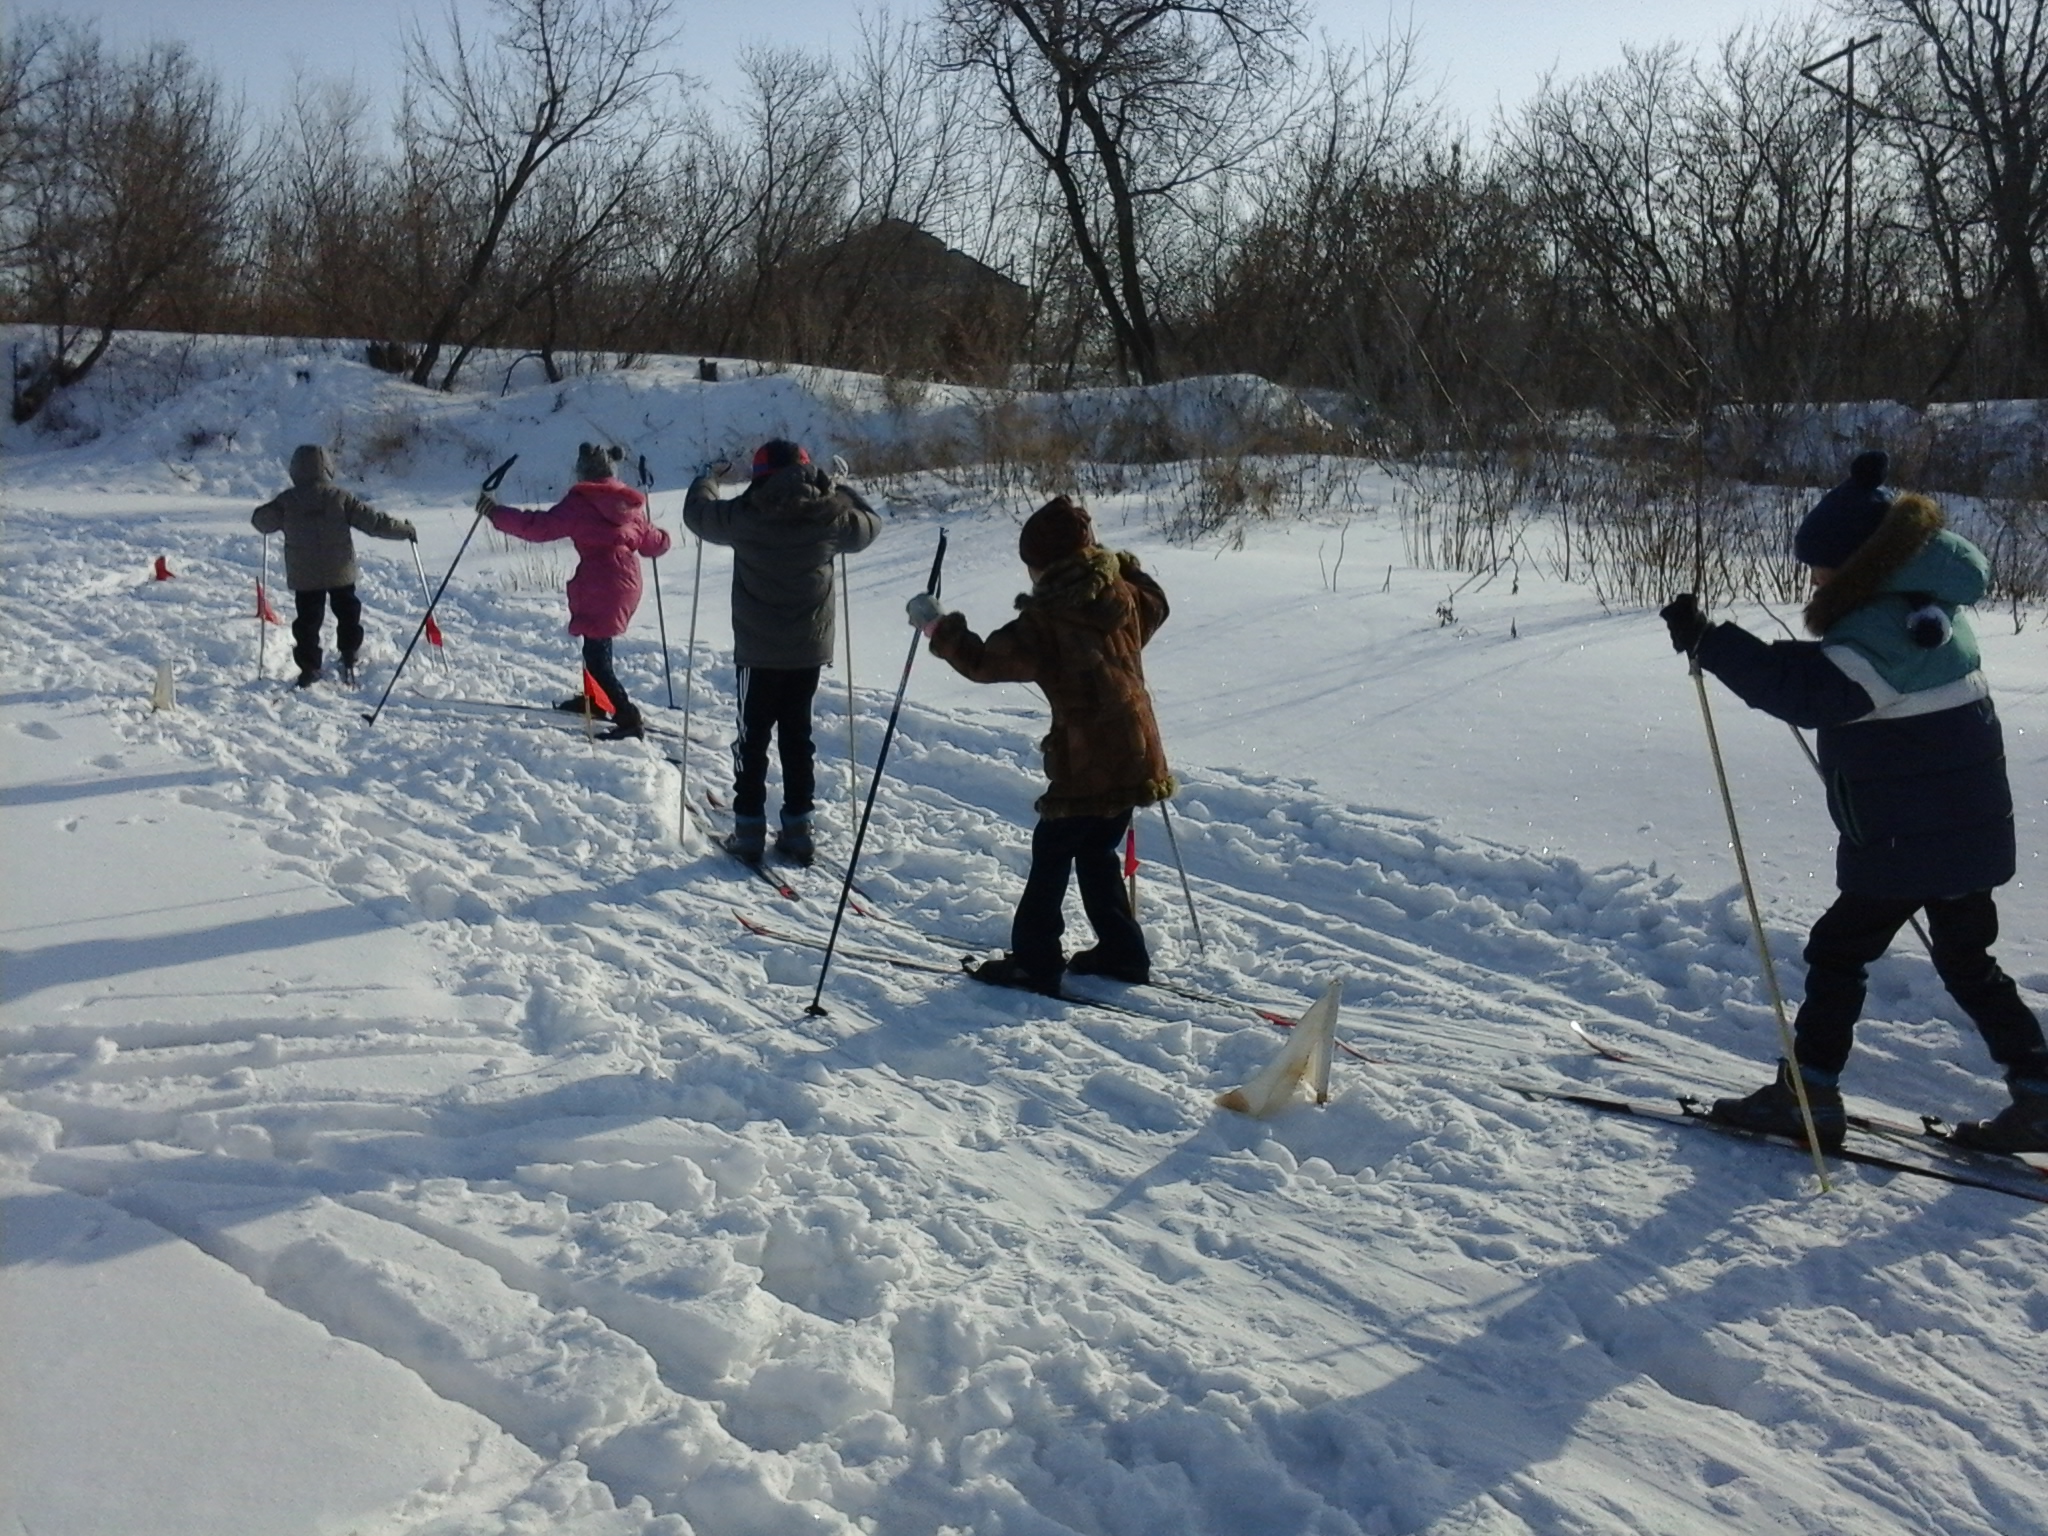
[1801,34,1883,337]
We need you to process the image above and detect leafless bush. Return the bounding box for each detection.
[1524,442,1809,609]
[364,341,418,375]
[959,396,1087,496]
[1981,496,2048,631]
[1156,453,1338,545]
[358,414,426,472]
[1393,452,1536,574]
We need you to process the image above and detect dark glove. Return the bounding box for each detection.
[1660,593,1709,654]
[401,521,419,542]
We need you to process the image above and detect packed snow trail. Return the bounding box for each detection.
[6,349,2048,1535]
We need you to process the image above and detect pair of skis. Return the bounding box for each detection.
[731,910,2047,1204]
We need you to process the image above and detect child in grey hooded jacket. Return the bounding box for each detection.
[251,444,417,686]
[683,439,880,864]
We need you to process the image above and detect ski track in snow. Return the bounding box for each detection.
[5,350,2048,1536]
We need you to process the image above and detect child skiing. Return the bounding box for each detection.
[1662,449,2048,1154]
[909,495,1174,996]
[683,439,881,865]
[480,443,672,741]
[250,444,418,686]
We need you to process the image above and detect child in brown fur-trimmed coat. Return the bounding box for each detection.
[909,496,1174,996]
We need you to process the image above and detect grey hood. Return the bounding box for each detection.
[289,444,335,488]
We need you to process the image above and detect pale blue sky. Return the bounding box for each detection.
[52,0,1814,132]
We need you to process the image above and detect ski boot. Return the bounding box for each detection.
[1707,1059,1846,1152]
[1951,1076,2048,1154]
[966,954,1062,997]
[1066,947,1150,984]
[338,653,359,687]
[293,666,321,688]
[599,703,645,741]
[775,813,815,868]
[722,815,767,866]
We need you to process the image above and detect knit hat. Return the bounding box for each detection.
[1019,496,1095,569]
[751,438,810,478]
[1794,450,1892,568]
[576,442,623,481]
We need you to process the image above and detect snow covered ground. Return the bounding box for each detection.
[4,339,2047,1536]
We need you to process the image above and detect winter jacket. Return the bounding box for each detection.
[928,546,1175,819]
[1694,493,2014,900]
[683,465,881,669]
[487,479,670,639]
[250,445,415,591]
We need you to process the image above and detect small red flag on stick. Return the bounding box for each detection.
[424,611,444,647]
[582,669,615,716]
[256,582,282,623]
[152,556,174,581]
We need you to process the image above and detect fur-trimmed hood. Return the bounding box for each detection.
[1804,493,1982,635]
[1015,546,1127,625]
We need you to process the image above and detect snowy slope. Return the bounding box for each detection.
[4,341,2047,1536]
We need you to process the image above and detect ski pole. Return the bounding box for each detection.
[653,559,674,707]
[1690,655,1832,1191]
[363,454,515,727]
[831,455,861,805]
[408,540,448,672]
[258,534,271,681]
[808,529,947,1015]
[1158,796,1206,957]
[677,531,704,839]
[841,551,858,807]
[638,455,675,708]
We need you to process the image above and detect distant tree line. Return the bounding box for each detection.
[2,0,2043,437]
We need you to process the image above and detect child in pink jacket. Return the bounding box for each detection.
[481,443,671,739]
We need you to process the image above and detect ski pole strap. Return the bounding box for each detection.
[481,454,518,495]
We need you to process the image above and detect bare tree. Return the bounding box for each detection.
[1,24,241,422]
[1859,0,2048,391]
[712,46,851,357]
[251,75,392,339]
[935,0,1306,383]
[399,0,676,389]
[1508,25,1851,416]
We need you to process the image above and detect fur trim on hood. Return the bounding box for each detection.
[1804,492,1942,636]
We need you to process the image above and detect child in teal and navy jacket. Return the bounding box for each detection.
[1660,450,2048,1153]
